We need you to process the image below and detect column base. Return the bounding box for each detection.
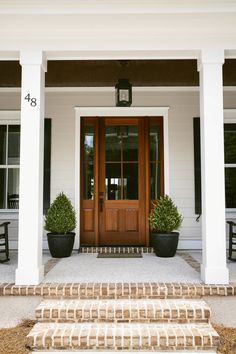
[201,264,229,284]
[15,265,44,285]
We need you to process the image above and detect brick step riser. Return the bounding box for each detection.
[2,283,235,298]
[27,323,219,351]
[38,318,210,324]
[30,344,218,351]
[36,311,210,324]
[36,300,211,324]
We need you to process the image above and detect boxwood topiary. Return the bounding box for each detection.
[149,195,183,233]
[45,192,76,234]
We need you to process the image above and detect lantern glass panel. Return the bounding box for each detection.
[119,89,129,102]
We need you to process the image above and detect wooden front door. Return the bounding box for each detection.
[80,116,164,246]
[99,118,145,245]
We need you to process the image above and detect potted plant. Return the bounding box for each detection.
[45,192,76,258]
[149,195,183,257]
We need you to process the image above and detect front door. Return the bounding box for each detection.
[80,116,163,246]
[99,118,145,245]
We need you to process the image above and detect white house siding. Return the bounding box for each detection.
[0,89,236,249]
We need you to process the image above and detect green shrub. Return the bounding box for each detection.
[149,195,183,233]
[45,192,76,234]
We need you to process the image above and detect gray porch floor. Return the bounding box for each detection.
[1,250,236,284]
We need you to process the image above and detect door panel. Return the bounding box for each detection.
[125,209,139,231]
[83,208,94,231]
[105,208,119,231]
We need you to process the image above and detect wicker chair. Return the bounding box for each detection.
[0,222,10,263]
[8,194,19,209]
[227,221,236,261]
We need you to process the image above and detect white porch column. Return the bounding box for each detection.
[198,49,229,284]
[15,50,47,285]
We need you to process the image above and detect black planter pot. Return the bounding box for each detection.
[151,232,179,257]
[47,232,75,258]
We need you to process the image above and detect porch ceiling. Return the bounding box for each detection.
[0,59,236,87]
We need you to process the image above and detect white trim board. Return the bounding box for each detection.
[1,86,236,93]
[2,0,236,15]
[224,108,236,121]
[0,110,20,122]
[74,106,169,248]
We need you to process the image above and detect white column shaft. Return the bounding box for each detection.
[198,50,229,284]
[16,52,46,285]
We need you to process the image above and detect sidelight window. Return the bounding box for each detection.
[82,125,94,200]
[149,123,161,200]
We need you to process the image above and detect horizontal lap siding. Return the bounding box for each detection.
[49,90,201,250]
[0,90,235,249]
[167,93,201,248]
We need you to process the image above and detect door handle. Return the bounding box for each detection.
[99,198,103,212]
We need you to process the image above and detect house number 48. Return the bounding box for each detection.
[24,93,37,107]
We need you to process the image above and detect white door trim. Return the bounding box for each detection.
[74,106,169,248]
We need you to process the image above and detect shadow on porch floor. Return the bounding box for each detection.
[1,250,235,284]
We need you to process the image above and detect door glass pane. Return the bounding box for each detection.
[150,163,160,200]
[7,168,19,209]
[123,163,138,199]
[225,167,236,208]
[150,125,160,162]
[105,124,139,200]
[8,125,20,165]
[83,125,94,200]
[0,125,7,165]
[0,169,6,208]
[106,163,121,200]
[83,126,94,163]
[83,163,94,200]
[105,126,121,161]
[123,125,138,161]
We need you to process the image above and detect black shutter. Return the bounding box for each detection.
[193,117,202,215]
[43,118,51,214]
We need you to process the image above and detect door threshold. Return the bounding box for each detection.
[79,246,153,253]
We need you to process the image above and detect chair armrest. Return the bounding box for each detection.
[227,221,236,227]
[0,222,10,227]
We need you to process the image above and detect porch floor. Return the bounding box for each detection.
[1,250,236,284]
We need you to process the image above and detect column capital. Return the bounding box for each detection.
[197,49,225,72]
[20,49,47,72]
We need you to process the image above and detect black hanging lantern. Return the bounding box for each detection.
[115,79,132,107]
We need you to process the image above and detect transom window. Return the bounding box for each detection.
[224,123,236,209]
[0,124,20,209]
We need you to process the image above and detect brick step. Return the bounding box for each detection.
[36,299,210,323]
[27,322,219,351]
[2,283,235,298]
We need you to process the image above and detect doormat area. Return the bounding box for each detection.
[97,253,143,258]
